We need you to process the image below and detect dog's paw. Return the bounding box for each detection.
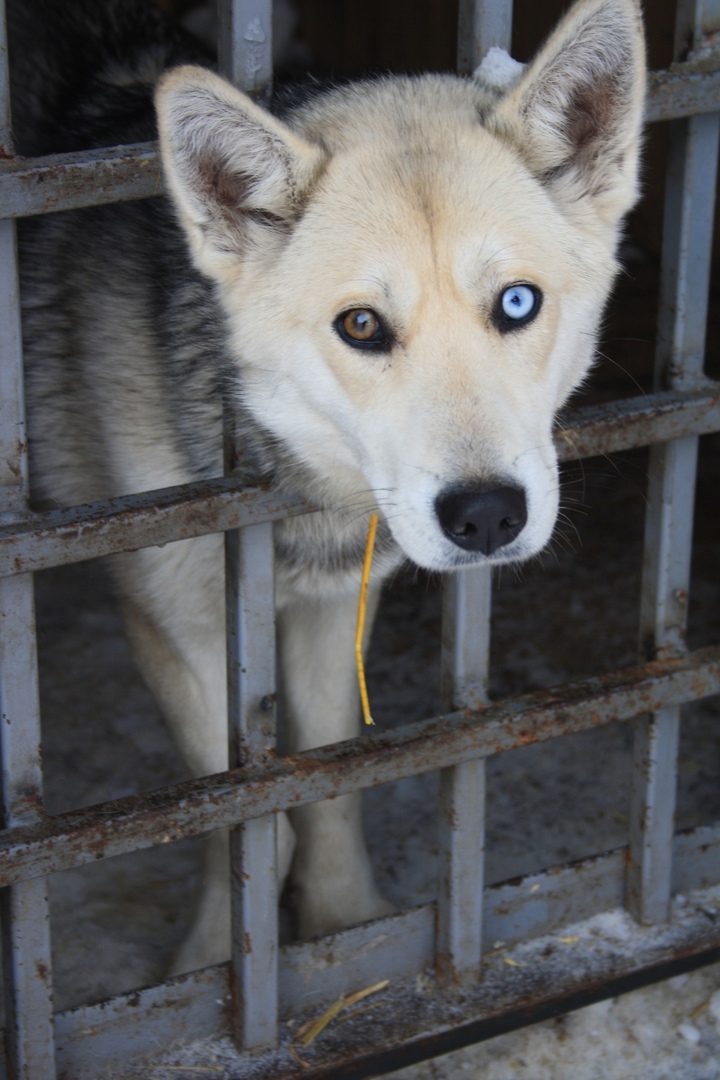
[296,886,395,940]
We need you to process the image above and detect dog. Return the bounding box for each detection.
[9,0,645,974]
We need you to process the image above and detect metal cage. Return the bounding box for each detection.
[1,1,719,1076]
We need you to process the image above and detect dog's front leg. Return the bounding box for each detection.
[277,586,392,938]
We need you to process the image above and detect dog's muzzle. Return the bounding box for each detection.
[435,483,527,556]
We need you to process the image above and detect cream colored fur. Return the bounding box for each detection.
[149,0,645,972]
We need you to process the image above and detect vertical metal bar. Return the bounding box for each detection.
[437,0,513,985]
[440,570,492,715]
[0,573,57,1080]
[217,0,273,102]
[626,0,720,924]
[457,0,513,74]
[0,0,12,159]
[0,874,55,1080]
[0,0,25,518]
[0,0,57,1068]
[437,749,486,984]
[218,0,278,1051]
[0,219,26,514]
[226,522,278,1050]
[655,113,720,386]
[438,573,489,984]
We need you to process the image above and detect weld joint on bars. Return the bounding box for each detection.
[0,64,716,221]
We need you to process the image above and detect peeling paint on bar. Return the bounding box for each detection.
[0,143,160,220]
[554,384,720,462]
[0,386,717,580]
[0,479,312,577]
[48,832,720,1079]
[0,645,717,889]
[0,66,716,224]
[646,65,720,122]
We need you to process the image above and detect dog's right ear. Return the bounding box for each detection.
[156,66,325,277]
[489,0,645,235]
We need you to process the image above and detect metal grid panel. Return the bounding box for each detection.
[0,0,718,1076]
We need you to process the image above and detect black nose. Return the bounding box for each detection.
[435,484,527,555]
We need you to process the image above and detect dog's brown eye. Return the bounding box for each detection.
[343,309,379,341]
[335,308,393,352]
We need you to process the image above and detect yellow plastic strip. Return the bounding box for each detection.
[356,513,379,725]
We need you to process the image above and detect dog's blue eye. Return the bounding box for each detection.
[502,285,535,320]
[495,284,542,331]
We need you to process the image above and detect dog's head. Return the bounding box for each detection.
[156,0,645,572]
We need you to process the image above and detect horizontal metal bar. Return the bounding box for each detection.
[268,937,720,1080]
[0,62,715,222]
[279,825,720,1011]
[1,385,717,579]
[647,64,720,122]
[554,383,720,462]
[0,479,312,578]
[53,966,228,1076]
[0,645,717,888]
[0,143,160,220]
[50,838,720,1078]
[277,818,720,1017]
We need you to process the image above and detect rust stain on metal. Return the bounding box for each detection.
[35,961,50,987]
[0,479,313,578]
[0,646,716,889]
[555,384,720,463]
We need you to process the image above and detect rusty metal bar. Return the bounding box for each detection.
[0,387,716,580]
[436,760,486,982]
[456,0,512,74]
[656,123,720,383]
[440,559,493,717]
[0,0,11,157]
[439,571,492,984]
[0,205,56,1080]
[226,521,279,1049]
[0,479,311,578]
[0,217,26,510]
[0,645,717,890]
[438,570,492,980]
[0,382,716,574]
[437,4,518,986]
[0,143,161,222]
[553,383,720,462]
[218,3,278,1044]
[0,573,56,1080]
[0,63,715,225]
[0,878,56,1079]
[218,0,273,101]
[0,575,43,830]
[48,836,720,1078]
[647,64,720,122]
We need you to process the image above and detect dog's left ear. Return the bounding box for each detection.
[156,66,325,277]
[490,0,645,230]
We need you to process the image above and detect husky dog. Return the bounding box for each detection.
[9,0,645,974]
